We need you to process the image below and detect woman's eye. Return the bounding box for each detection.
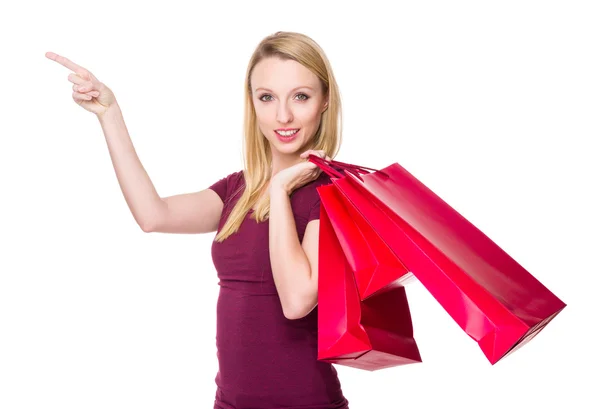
[258,93,309,102]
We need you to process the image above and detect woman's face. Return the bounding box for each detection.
[250,57,328,157]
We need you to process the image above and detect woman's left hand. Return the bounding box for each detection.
[270,149,330,195]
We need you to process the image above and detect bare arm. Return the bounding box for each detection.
[150,189,224,234]
[268,186,319,320]
[98,104,223,234]
[97,103,161,231]
[47,52,223,235]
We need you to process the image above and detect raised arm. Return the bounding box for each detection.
[46,52,223,234]
[97,105,224,234]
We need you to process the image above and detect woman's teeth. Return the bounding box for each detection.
[276,129,299,136]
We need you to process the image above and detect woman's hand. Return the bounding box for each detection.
[270,149,330,195]
[46,51,117,117]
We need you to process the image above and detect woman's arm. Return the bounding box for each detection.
[97,104,163,231]
[268,185,320,320]
[46,51,223,235]
[98,104,223,234]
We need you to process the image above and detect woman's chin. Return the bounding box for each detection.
[270,139,306,156]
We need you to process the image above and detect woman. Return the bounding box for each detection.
[46,31,349,409]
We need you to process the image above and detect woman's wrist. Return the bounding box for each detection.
[269,178,290,196]
[96,101,121,122]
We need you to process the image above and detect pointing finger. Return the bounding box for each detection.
[46,51,89,77]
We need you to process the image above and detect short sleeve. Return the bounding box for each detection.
[307,197,322,222]
[208,171,243,204]
[306,172,331,222]
[208,175,229,203]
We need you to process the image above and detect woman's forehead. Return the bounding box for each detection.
[251,57,320,93]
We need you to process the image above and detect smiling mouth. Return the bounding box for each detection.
[275,129,300,137]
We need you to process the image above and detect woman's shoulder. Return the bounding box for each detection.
[291,170,332,202]
[208,170,245,203]
[289,170,332,225]
[229,170,245,185]
[305,170,333,191]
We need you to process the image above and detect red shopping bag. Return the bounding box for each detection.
[318,171,414,300]
[317,188,422,371]
[310,155,566,365]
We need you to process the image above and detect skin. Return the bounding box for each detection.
[46,52,331,319]
[45,52,114,116]
[250,57,329,180]
[250,56,331,319]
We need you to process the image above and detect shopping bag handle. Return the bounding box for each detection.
[305,154,344,178]
[308,154,363,179]
[307,154,388,181]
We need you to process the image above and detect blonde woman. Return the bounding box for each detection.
[47,31,349,409]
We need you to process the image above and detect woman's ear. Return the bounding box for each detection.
[321,98,329,113]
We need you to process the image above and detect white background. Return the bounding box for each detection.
[1,1,598,408]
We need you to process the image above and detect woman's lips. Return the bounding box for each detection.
[274,129,300,143]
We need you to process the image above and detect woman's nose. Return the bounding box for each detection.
[276,102,293,123]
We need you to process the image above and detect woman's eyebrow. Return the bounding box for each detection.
[254,86,315,93]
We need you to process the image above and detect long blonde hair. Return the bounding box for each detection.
[214,31,343,242]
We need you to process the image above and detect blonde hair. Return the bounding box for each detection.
[215,31,343,242]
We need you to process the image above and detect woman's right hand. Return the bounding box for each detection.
[46,51,117,117]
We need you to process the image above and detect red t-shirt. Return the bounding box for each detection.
[209,170,349,409]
